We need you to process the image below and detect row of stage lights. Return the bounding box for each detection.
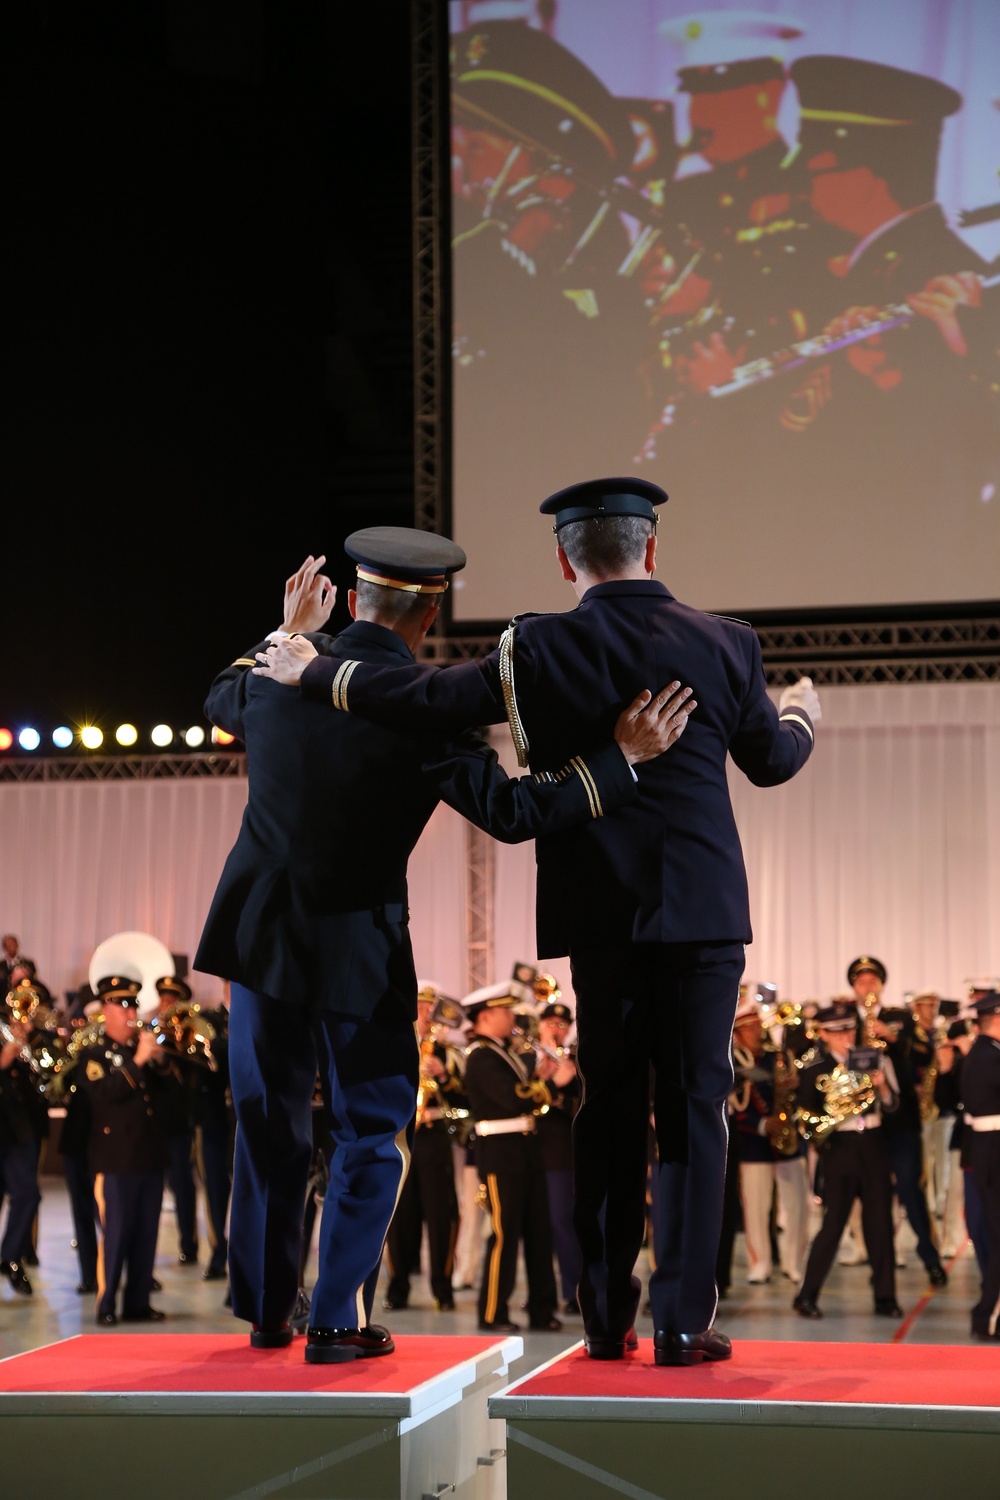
[0,723,239,754]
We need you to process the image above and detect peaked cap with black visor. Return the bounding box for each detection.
[345,526,467,596]
[540,476,669,533]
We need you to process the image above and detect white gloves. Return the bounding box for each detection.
[779,675,822,724]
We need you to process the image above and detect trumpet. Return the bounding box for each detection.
[3,983,74,1096]
[138,1001,218,1071]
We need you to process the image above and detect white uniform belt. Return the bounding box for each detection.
[969,1114,1000,1132]
[475,1115,536,1136]
[835,1116,881,1133]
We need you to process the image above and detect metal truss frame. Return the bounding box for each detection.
[0,754,247,784]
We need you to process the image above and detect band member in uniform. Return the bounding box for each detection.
[934,1009,987,1277]
[729,991,809,1286]
[198,538,691,1362]
[532,993,582,1313]
[793,1000,901,1320]
[82,976,181,1325]
[957,990,1000,1342]
[152,976,201,1267]
[462,979,561,1334]
[258,477,819,1368]
[847,956,948,1289]
[188,985,233,1286]
[383,982,467,1313]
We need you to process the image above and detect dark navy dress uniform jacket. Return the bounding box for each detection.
[196,618,642,1012]
[300,581,815,956]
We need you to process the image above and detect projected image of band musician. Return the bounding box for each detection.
[447,1,999,624]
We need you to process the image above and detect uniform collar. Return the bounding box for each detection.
[579,578,672,604]
[339,620,415,660]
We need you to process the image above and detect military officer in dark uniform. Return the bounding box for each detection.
[260,476,818,1367]
[383,982,468,1312]
[198,536,691,1363]
[846,955,948,1289]
[793,1000,902,1320]
[82,976,179,1325]
[958,990,1000,1341]
[779,56,997,502]
[462,979,561,1335]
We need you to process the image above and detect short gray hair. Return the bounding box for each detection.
[558,515,654,575]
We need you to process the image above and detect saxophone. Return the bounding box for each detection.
[414,993,467,1127]
[766,1044,802,1157]
[916,1015,948,1124]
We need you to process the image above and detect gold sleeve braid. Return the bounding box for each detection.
[499,623,530,768]
[331,659,360,711]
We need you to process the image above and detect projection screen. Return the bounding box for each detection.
[446,0,1000,624]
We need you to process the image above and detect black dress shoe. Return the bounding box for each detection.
[435,1298,456,1311]
[3,1261,32,1297]
[96,1311,118,1326]
[971,1327,1000,1342]
[150,1278,163,1292]
[21,1248,39,1267]
[202,1265,227,1282]
[478,1319,521,1335]
[584,1326,637,1360]
[530,1315,563,1331]
[121,1306,166,1322]
[793,1295,823,1319]
[305,1324,395,1364]
[76,1278,97,1295]
[928,1265,948,1287]
[382,1296,409,1311]
[178,1252,198,1266]
[874,1299,904,1318]
[250,1323,293,1349]
[654,1328,733,1367]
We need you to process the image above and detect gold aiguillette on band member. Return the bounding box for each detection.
[499,623,529,767]
[330,659,361,711]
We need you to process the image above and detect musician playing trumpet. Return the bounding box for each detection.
[793,1000,902,1321]
[532,992,583,1315]
[80,975,184,1326]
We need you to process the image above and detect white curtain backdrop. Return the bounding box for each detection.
[2,683,998,1011]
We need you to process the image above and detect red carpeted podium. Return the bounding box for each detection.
[490,1338,1000,1500]
[0,1332,520,1500]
